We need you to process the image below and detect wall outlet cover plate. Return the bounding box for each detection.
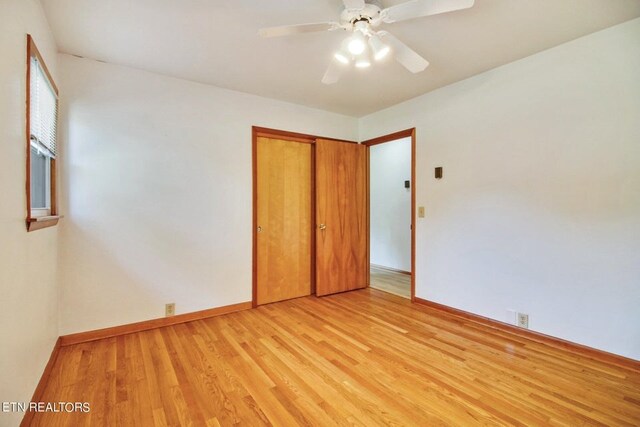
[165,303,176,317]
[517,313,529,329]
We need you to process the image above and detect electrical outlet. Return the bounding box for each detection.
[517,312,529,329]
[165,303,175,317]
[418,206,425,218]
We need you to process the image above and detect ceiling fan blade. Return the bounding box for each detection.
[380,32,429,73]
[343,0,366,10]
[322,59,344,85]
[258,22,339,38]
[382,0,474,23]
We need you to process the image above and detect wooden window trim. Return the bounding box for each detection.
[26,34,60,232]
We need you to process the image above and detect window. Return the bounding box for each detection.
[26,35,59,231]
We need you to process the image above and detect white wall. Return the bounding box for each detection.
[57,54,358,335]
[370,137,412,272]
[0,1,59,425]
[360,18,640,360]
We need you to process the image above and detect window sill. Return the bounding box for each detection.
[26,215,61,232]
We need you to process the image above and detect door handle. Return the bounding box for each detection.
[318,224,326,230]
[257,226,262,233]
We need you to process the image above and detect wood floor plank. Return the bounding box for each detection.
[370,266,411,299]
[31,289,640,426]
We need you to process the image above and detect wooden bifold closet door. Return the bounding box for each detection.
[315,138,367,296]
[256,136,312,305]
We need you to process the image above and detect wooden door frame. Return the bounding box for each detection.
[251,126,357,307]
[361,128,416,302]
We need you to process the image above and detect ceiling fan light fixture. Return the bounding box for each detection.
[355,51,371,68]
[334,39,352,64]
[347,31,366,55]
[369,35,390,61]
[334,51,350,64]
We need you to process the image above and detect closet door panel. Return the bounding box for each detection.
[257,137,312,304]
[315,139,367,296]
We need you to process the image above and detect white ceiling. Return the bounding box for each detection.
[41,0,640,117]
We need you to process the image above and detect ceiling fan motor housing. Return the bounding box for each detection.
[341,4,382,28]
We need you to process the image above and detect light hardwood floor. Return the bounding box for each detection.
[32,289,640,426]
[370,265,411,299]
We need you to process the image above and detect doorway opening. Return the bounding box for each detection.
[363,129,416,301]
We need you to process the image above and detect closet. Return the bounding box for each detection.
[253,129,367,305]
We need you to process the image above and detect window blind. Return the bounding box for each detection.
[30,57,58,158]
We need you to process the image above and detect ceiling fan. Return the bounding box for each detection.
[258,0,475,84]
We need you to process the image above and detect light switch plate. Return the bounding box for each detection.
[418,206,425,218]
